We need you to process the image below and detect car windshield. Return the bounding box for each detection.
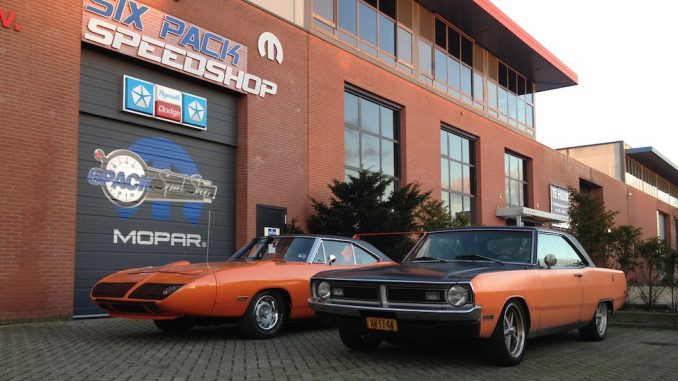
[406,230,533,264]
[228,237,316,262]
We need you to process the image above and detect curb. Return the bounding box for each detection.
[610,310,678,330]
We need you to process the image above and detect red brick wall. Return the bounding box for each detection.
[306,33,677,245]
[125,1,310,247]
[1,0,676,322]
[0,0,82,321]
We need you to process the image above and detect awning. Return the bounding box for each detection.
[496,206,569,226]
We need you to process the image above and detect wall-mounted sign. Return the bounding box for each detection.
[550,185,570,229]
[85,137,219,249]
[264,227,280,237]
[123,75,207,129]
[1,5,22,32]
[82,0,278,97]
[258,32,283,64]
[87,147,217,208]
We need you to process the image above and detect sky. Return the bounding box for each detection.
[491,0,678,165]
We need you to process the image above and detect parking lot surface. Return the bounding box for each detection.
[1,318,677,380]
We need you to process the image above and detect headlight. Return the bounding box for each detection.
[317,281,331,300]
[446,285,468,307]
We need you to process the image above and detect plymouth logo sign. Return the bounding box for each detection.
[123,76,208,130]
[87,147,217,208]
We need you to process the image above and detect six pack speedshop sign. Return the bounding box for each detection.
[82,0,277,97]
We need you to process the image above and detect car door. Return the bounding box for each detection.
[536,232,586,330]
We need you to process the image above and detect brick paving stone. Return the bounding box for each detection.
[1,318,677,380]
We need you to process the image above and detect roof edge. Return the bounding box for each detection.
[474,0,579,86]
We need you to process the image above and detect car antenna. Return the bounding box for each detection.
[206,209,212,266]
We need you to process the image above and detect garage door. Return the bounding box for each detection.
[74,49,237,316]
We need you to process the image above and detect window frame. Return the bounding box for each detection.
[504,152,528,207]
[344,87,401,189]
[441,126,476,222]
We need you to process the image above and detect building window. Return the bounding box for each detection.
[626,157,678,208]
[488,61,535,135]
[312,0,413,72]
[441,129,475,221]
[313,1,538,137]
[344,90,399,194]
[505,152,527,207]
[429,18,473,104]
[657,211,668,241]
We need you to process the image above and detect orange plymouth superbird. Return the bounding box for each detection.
[309,227,627,366]
[91,235,394,339]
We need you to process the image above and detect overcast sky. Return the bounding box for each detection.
[491,0,678,165]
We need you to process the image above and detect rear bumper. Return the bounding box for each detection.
[310,300,481,340]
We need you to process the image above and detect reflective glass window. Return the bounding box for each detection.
[441,128,475,222]
[338,0,357,34]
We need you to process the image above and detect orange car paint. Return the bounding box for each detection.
[93,259,393,321]
[472,267,627,338]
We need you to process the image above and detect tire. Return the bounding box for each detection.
[154,317,194,334]
[339,329,381,351]
[237,290,286,339]
[484,300,527,366]
[579,302,608,341]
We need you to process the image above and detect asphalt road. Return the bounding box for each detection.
[1,318,676,380]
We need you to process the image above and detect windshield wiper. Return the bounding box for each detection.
[454,254,505,265]
[409,256,450,263]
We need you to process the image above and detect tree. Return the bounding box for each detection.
[635,238,669,311]
[606,225,642,279]
[307,170,458,261]
[285,218,305,234]
[566,187,618,266]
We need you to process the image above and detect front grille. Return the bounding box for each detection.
[97,300,159,314]
[91,282,136,298]
[129,283,184,300]
[387,287,446,304]
[335,285,379,300]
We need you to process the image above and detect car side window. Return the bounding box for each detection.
[323,240,355,265]
[354,245,378,264]
[537,233,587,268]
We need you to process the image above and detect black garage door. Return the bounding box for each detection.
[74,48,237,316]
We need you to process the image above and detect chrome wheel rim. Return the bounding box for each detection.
[254,295,280,331]
[503,304,526,358]
[595,303,608,336]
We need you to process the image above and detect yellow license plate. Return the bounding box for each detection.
[366,317,398,332]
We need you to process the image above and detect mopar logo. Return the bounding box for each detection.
[113,229,206,248]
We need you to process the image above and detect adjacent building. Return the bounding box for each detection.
[1,0,676,321]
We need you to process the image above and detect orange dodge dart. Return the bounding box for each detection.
[309,227,627,366]
[90,235,394,339]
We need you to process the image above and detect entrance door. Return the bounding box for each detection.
[256,205,287,237]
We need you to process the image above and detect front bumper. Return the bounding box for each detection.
[310,300,482,340]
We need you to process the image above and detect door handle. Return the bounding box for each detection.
[574,273,584,278]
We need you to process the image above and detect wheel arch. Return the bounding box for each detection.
[503,296,531,334]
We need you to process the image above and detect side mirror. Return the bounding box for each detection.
[544,254,557,269]
[328,254,337,265]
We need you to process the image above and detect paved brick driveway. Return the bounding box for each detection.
[1,318,676,380]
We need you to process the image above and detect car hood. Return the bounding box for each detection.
[314,261,529,283]
[120,260,280,276]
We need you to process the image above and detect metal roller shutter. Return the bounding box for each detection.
[74,49,237,316]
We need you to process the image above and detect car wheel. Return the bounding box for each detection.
[579,302,608,341]
[484,300,527,366]
[339,329,381,351]
[237,290,286,339]
[154,317,194,334]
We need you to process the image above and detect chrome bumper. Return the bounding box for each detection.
[309,299,481,322]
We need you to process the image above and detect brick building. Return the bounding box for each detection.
[1,0,676,321]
